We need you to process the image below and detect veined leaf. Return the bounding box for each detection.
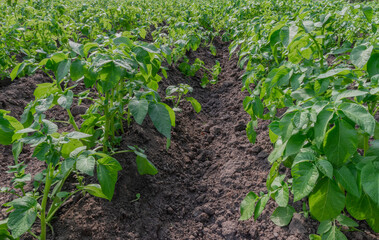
[340,102,376,136]
[129,99,149,125]
[240,192,258,220]
[292,161,319,202]
[309,178,345,221]
[270,206,295,227]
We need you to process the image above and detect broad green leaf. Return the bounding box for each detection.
[350,44,373,69]
[61,139,83,159]
[77,155,95,176]
[361,162,379,205]
[185,97,201,113]
[322,225,347,240]
[346,192,372,220]
[361,6,373,23]
[334,90,368,102]
[240,192,258,220]
[7,197,37,238]
[309,178,345,221]
[135,155,158,175]
[99,62,121,93]
[35,95,54,113]
[97,157,122,200]
[57,59,71,83]
[317,68,350,79]
[163,103,176,127]
[42,119,58,134]
[292,150,316,166]
[65,132,91,139]
[0,114,15,145]
[284,133,306,157]
[129,99,149,125]
[270,206,295,226]
[254,194,270,220]
[268,140,287,163]
[32,142,50,160]
[148,103,171,139]
[10,62,26,81]
[275,183,289,207]
[323,119,358,167]
[314,110,334,148]
[367,53,379,77]
[335,166,360,198]
[336,214,358,227]
[340,103,376,135]
[317,221,332,234]
[69,41,84,57]
[58,90,74,110]
[81,184,108,200]
[70,59,85,81]
[83,42,98,57]
[292,162,319,202]
[315,160,333,179]
[303,20,315,33]
[33,83,59,99]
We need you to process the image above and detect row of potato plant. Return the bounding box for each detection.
[234,0,378,239]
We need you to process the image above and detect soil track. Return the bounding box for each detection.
[0,39,377,240]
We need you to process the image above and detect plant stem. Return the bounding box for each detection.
[308,33,324,70]
[40,163,54,240]
[103,93,110,153]
[28,230,39,240]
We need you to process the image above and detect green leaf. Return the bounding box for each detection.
[35,95,54,113]
[99,62,121,93]
[303,20,315,33]
[65,132,91,139]
[367,53,379,77]
[322,225,347,240]
[292,162,319,202]
[314,110,334,148]
[129,99,149,125]
[324,119,358,167]
[240,192,258,220]
[83,42,98,57]
[317,221,332,234]
[346,192,371,220]
[246,121,257,144]
[350,44,373,69]
[361,6,373,23]
[270,206,295,226]
[42,119,58,134]
[336,214,358,227]
[69,41,84,57]
[81,184,108,200]
[70,59,85,81]
[315,160,333,179]
[0,114,16,145]
[148,103,171,139]
[275,183,289,207]
[7,197,37,238]
[77,155,95,176]
[340,103,376,136]
[335,166,360,198]
[33,83,59,99]
[185,97,201,113]
[317,68,351,79]
[361,161,379,205]
[135,155,158,175]
[61,139,83,159]
[254,194,270,220]
[334,90,368,102]
[309,178,345,221]
[56,59,71,83]
[310,234,322,240]
[58,90,74,110]
[32,142,50,160]
[163,103,176,127]
[97,157,122,200]
[10,62,26,81]
[284,133,306,157]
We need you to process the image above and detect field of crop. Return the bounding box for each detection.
[0,0,378,239]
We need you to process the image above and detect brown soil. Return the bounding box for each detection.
[0,39,377,240]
